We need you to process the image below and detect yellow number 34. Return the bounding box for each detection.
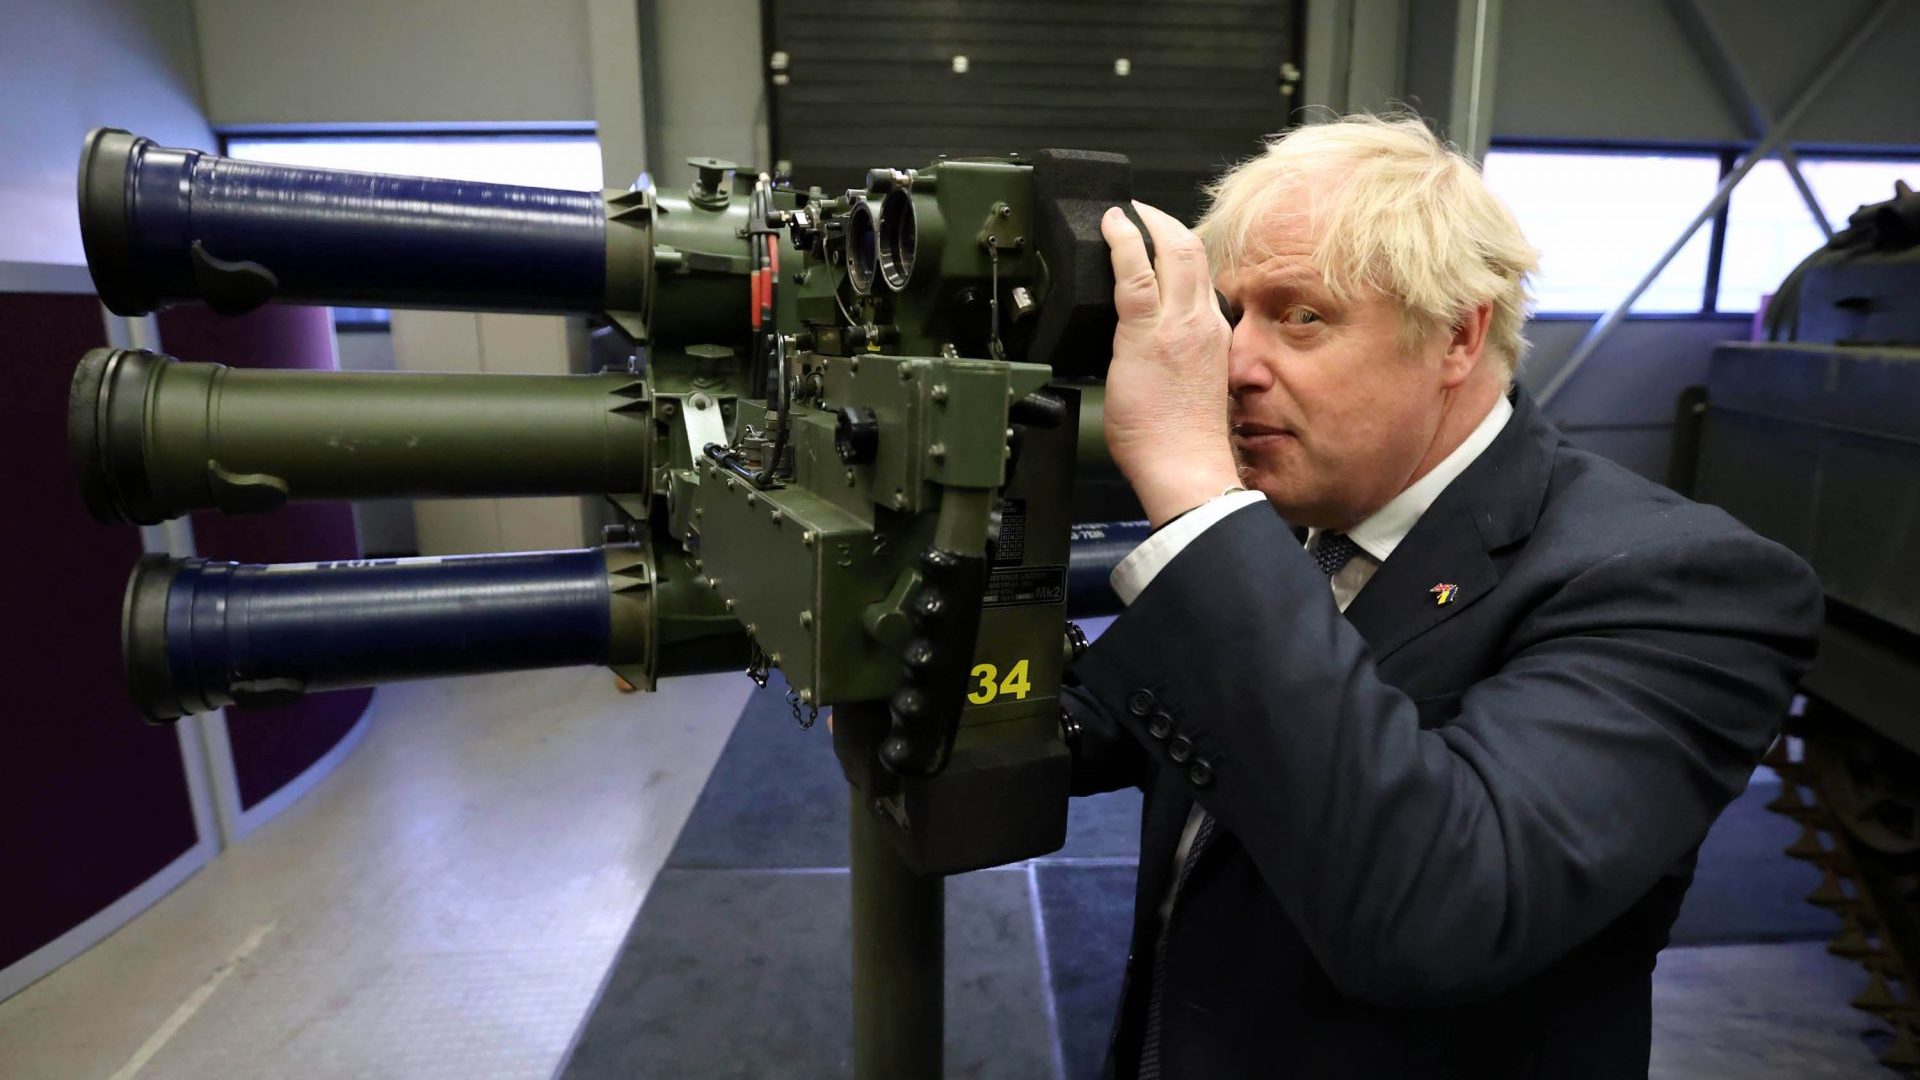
[967,659,1032,705]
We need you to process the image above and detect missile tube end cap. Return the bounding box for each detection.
[122,554,192,723]
[78,128,158,318]
[68,347,166,526]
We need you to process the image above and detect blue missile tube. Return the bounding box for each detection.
[124,548,622,721]
[79,128,620,318]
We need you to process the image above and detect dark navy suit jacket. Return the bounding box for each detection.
[1065,390,1823,1079]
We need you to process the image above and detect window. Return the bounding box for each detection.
[1718,157,1920,313]
[221,131,605,330]
[1482,149,1719,315]
[1486,143,1920,319]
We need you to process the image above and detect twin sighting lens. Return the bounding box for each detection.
[845,199,879,295]
[877,188,916,291]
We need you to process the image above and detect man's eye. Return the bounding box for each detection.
[1283,307,1322,326]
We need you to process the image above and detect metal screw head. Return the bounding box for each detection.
[725,477,737,490]
[745,491,758,506]
[708,577,721,590]
[892,491,907,508]
[724,598,736,611]
[802,530,817,546]
[928,443,946,461]
[799,689,813,705]
[931,384,948,403]
[769,509,783,525]
[661,401,679,417]
[799,610,813,628]
[746,623,758,635]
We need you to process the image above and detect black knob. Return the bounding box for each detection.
[835,406,879,464]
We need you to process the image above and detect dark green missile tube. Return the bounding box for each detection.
[77,128,752,344]
[70,347,655,525]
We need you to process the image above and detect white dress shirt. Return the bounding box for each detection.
[1108,394,1515,926]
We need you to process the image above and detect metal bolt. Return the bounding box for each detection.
[849,358,860,373]
[892,491,907,508]
[998,204,1012,219]
[799,689,813,705]
[899,365,913,381]
[802,530,817,546]
[725,477,737,490]
[692,557,704,570]
[845,469,856,487]
[746,491,758,506]
[724,598,736,612]
[661,401,679,418]
[747,623,758,635]
[693,507,703,519]
[931,384,948,403]
[708,576,721,590]
[799,610,813,629]
[769,652,781,666]
[929,443,947,461]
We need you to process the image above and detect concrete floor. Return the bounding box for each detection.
[0,667,752,1080]
[0,664,1894,1079]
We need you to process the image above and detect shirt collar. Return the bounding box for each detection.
[1332,394,1514,564]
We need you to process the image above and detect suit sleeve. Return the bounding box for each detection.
[1063,683,1151,795]
[1072,502,1823,1006]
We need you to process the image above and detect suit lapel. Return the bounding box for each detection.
[1342,390,1559,663]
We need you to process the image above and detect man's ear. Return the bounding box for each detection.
[1442,302,1494,388]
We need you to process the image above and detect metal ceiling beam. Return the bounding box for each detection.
[1535,0,1901,409]
[1664,0,1833,239]
[1448,0,1502,162]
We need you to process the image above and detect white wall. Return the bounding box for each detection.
[190,0,594,126]
[0,0,214,266]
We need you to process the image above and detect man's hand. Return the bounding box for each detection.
[1101,202,1243,528]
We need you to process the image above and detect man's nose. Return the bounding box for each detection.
[1227,318,1274,398]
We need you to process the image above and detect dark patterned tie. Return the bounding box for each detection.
[1312,530,1360,576]
[1139,530,1355,1077]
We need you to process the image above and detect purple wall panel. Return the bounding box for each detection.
[156,305,373,811]
[0,292,199,971]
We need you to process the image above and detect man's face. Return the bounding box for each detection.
[1215,189,1456,531]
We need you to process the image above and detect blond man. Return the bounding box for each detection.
[1064,114,1822,1078]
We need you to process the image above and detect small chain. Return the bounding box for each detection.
[787,689,819,729]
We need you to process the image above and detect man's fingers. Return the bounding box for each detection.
[1131,201,1216,314]
[1102,206,1160,323]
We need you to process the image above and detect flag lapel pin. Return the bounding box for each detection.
[1429,583,1460,606]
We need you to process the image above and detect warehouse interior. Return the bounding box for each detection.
[3,0,1918,1076]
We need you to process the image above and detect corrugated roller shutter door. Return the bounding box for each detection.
[768,0,1304,223]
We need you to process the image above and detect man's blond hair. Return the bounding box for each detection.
[1194,112,1540,374]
